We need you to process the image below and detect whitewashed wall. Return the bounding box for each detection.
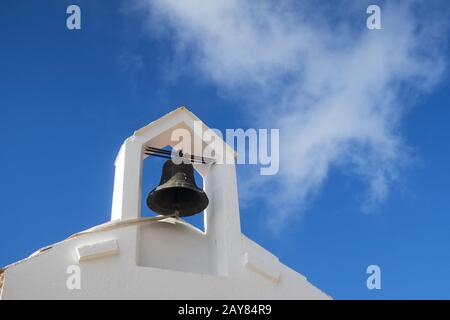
[1,221,329,299]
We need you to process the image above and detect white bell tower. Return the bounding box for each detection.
[111,106,242,276]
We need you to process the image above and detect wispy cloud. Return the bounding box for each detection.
[133,0,448,227]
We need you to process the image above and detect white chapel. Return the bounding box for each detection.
[0,107,330,299]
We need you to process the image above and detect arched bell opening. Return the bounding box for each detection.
[137,145,211,273]
[140,145,208,233]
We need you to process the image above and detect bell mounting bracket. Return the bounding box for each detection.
[144,146,215,165]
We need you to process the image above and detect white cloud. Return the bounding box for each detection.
[134,0,448,227]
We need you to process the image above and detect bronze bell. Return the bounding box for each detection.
[146,160,209,217]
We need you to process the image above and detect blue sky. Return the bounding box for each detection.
[1,0,450,299]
